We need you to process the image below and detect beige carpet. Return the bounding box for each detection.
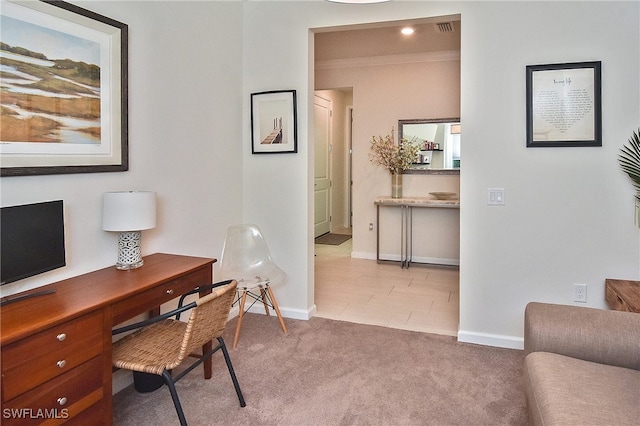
[113,314,527,425]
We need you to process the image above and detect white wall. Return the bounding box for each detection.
[1,1,244,297]
[241,4,318,316]
[458,1,640,347]
[242,1,640,347]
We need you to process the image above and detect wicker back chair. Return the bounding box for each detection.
[112,280,245,425]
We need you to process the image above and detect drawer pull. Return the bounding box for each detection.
[166,289,174,295]
[56,333,67,342]
[56,360,67,369]
[57,397,68,406]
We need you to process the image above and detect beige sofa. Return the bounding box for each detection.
[523,302,640,425]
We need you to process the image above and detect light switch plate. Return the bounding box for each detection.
[488,188,505,206]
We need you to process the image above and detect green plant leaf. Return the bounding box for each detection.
[619,128,640,200]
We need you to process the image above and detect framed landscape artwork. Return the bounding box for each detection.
[251,90,297,154]
[526,61,602,148]
[0,0,128,176]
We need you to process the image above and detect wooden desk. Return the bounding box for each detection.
[605,278,640,313]
[1,253,216,425]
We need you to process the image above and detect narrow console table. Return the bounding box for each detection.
[375,196,460,268]
[1,253,215,425]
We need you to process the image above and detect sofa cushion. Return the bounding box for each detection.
[524,352,640,426]
[524,302,640,370]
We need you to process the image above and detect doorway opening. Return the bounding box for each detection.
[311,16,461,335]
[314,90,353,242]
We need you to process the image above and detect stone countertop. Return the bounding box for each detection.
[374,196,460,208]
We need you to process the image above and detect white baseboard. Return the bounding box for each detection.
[351,251,376,260]
[409,255,459,266]
[243,303,316,320]
[351,251,459,266]
[457,330,524,350]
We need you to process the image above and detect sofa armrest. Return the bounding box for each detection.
[524,302,640,370]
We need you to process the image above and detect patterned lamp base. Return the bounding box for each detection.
[116,231,144,270]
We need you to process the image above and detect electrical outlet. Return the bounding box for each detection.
[573,283,587,303]
[369,223,374,231]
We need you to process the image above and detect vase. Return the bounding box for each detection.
[391,173,403,198]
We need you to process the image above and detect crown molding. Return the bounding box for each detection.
[315,50,460,70]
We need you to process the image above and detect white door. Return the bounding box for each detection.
[314,95,331,238]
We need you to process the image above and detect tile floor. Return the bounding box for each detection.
[314,229,459,337]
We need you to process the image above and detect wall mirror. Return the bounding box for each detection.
[398,118,461,175]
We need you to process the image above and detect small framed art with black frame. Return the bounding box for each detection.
[250,90,297,154]
[526,61,601,148]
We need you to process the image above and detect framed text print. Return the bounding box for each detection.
[251,90,297,154]
[0,0,128,176]
[526,61,601,148]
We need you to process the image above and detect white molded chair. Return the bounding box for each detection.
[219,224,288,348]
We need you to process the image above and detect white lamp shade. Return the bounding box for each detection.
[103,191,156,232]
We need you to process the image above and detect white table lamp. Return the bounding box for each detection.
[103,191,156,270]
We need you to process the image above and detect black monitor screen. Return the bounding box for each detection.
[1,200,66,285]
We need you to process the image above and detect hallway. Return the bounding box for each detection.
[314,237,459,337]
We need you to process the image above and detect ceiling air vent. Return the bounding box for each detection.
[434,22,454,33]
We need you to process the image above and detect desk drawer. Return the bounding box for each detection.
[2,356,103,426]
[2,312,103,402]
[112,266,211,325]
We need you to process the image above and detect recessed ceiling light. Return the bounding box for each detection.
[401,27,415,35]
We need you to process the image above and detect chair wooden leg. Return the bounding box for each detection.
[233,289,247,349]
[266,286,287,334]
[162,370,187,426]
[260,287,270,316]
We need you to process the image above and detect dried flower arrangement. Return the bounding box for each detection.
[369,129,420,174]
